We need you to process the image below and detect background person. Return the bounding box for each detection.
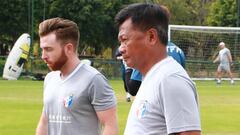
[167,41,185,68]
[126,68,142,96]
[115,3,201,135]
[36,17,118,135]
[213,41,234,84]
[115,48,133,102]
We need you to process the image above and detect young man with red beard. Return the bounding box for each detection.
[36,17,118,135]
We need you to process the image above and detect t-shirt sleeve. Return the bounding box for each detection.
[130,69,142,81]
[89,74,117,111]
[161,75,201,134]
[226,49,231,58]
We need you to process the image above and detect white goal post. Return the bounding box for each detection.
[168,25,240,79]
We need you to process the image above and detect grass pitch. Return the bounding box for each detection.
[0,79,240,135]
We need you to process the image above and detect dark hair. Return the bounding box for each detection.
[39,17,80,51]
[115,3,170,45]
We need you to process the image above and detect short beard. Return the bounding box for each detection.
[49,49,68,71]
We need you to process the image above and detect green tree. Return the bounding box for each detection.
[0,0,29,55]
[0,0,132,57]
[44,0,131,56]
[0,0,44,55]
[151,0,212,25]
[207,0,237,26]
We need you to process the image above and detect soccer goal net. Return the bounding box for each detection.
[169,25,240,79]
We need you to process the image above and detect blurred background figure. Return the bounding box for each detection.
[213,41,234,84]
[167,41,185,68]
[115,48,133,102]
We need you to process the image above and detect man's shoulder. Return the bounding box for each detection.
[220,48,230,53]
[148,57,183,78]
[80,64,100,76]
[72,64,106,83]
[225,48,230,52]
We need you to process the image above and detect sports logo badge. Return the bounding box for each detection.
[63,94,73,108]
[136,100,149,119]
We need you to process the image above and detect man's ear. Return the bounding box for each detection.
[146,28,158,45]
[64,43,74,55]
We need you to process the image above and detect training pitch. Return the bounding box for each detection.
[0,79,240,135]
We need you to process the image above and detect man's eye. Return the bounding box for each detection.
[119,39,126,45]
[46,48,53,51]
[122,38,128,43]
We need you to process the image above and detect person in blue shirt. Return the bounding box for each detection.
[116,48,133,101]
[127,41,185,96]
[167,41,185,68]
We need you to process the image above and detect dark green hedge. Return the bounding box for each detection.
[0,59,6,76]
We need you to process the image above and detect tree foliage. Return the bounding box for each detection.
[150,0,212,25]
[44,0,131,55]
[0,0,238,57]
[0,0,45,55]
[207,0,237,26]
[0,0,29,55]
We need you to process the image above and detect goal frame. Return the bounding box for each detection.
[168,25,240,80]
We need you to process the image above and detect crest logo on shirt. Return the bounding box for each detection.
[136,100,149,119]
[63,94,73,108]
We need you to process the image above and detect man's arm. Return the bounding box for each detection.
[96,107,119,135]
[227,51,233,65]
[36,112,48,135]
[213,55,219,63]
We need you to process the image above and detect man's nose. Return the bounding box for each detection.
[41,50,47,60]
[119,43,126,55]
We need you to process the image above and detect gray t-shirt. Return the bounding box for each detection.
[43,63,116,135]
[124,57,201,135]
[219,47,231,65]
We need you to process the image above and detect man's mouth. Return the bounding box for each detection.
[123,56,129,62]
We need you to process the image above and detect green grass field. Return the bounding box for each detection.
[0,79,240,135]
